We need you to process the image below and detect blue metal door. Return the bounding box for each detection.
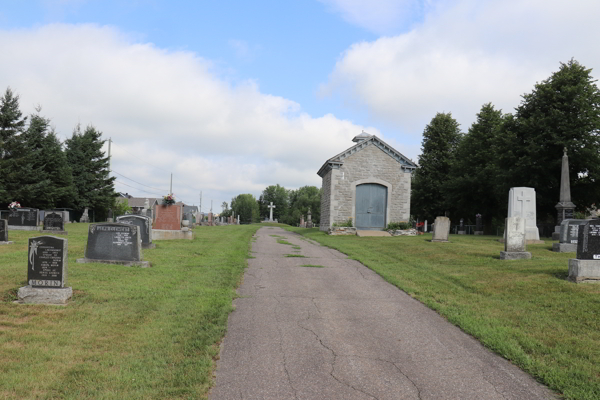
[356,183,387,230]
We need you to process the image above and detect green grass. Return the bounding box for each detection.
[0,223,260,400]
[276,239,293,245]
[298,264,325,268]
[284,254,306,258]
[285,227,600,400]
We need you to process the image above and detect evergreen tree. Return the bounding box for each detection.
[411,112,462,220]
[446,103,506,230]
[507,59,600,220]
[231,193,260,224]
[0,87,27,204]
[65,124,115,217]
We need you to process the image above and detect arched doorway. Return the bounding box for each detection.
[355,183,387,230]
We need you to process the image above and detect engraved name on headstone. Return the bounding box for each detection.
[84,223,142,262]
[8,208,39,229]
[28,236,67,288]
[116,215,153,249]
[43,211,64,231]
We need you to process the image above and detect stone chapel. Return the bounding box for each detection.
[317,132,417,231]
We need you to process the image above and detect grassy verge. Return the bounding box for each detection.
[0,223,260,400]
[286,227,600,400]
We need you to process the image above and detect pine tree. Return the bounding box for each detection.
[0,87,27,204]
[65,124,115,217]
[411,112,462,220]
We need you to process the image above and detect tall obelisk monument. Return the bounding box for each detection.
[553,148,576,239]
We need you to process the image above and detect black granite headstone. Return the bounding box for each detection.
[27,236,67,288]
[0,219,8,241]
[8,208,39,227]
[43,212,64,231]
[559,219,587,244]
[116,215,152,248]
[84,223,142,262]
[475,215,483,231]
[576,219,600,260]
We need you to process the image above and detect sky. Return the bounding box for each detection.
[1,0,600,212]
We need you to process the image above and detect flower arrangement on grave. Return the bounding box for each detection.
[8,201,21,210]
[162,194,176,206]
[476,213,482,218]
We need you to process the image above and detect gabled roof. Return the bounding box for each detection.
[317,133,417,177]
[127,197,160,208]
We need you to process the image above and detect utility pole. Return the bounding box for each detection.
[170,173,173,195]
[108,138,112,172]
[199,191,202,213]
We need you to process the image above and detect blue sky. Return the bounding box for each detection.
[1,0,599,211]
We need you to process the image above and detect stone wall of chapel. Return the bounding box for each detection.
[330,144,411,227]
[319,169,332,231]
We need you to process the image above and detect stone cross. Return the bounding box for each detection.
[268,202,276,222]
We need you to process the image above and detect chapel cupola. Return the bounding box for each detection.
[352,130,372,143]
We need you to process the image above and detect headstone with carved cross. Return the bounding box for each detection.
[506,187,542,242]
[267,202,276,222]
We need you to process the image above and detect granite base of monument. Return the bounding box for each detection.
[431,239,450,243]
[76,258,150,268]
[568,259,600,283]
[552,243,577,253]
[17,286,73,305]
[500,251,532,260]
[152,229,194,240]
[552,231,560,241]
[41,230,68,235]
[8,225,41,231]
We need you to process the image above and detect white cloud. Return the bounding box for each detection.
[0,23,376,210]
[318,0,427,34]
[321,0,600,139]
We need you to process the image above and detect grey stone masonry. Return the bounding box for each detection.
[500,217,531,260]
[318,134,416,231]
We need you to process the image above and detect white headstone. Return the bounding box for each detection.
[507,187,540,241]
[431,216,450,242]
[500,216,532,259]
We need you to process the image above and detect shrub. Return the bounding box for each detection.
[387,221,411,230]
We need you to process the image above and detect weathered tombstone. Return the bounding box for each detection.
[116,215,155,249]
[154,204,182,230]
[208,212,214,226]
[458,218,465,234]
[424,219,428,233]
[554,148,576,240]
[475,214,483,235]
[506,187,542,243]
[306,208,313,228]
[268,202,276,222]
[237,214,240,225]
[431,216,450,242]
[300,215,305,228]
[17,236,72,304]
[79,207,90,223]
[568,219,600,283]
[8,208,40,230]
[0,219,13,244]
[42,211,67,235]
[552,219,587,253]
[500,217,531,260]
[77,223,149,267]
[107,209,114,223]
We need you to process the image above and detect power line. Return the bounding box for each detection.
[111,169,168,193]
[114,180,164,197]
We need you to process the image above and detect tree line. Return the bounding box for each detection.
[224,184,321,225]
[411,59,600,233]
[0,88,114,219]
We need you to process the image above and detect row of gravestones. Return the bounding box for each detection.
[431,214,600,283]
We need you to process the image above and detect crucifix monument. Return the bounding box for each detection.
[267,202,276,222]
[506,187,542,243]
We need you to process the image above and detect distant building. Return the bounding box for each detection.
[317,132,417,231]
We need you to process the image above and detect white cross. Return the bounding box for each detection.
[516,190,532,218]
[268,202,276,222]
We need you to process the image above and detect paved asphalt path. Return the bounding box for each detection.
[210,227,555,400]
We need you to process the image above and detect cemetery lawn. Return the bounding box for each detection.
[0,223,260,400]
[287,227,600,400]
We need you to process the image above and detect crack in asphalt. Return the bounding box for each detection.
[274,297,299,400]
[297,321,380,400]
[390,361,423,400]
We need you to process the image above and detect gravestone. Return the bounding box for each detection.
[77,223,149,267]
[475,214,483,235]
[306,208,313,228]
[116,215,155,249]
[79,207,90,223]
[300,215,305,228]
[553,219,587,253]
[554,148,576,240]
[17,236,72,304]
[458,218,465,234]
[208,212,214,226]
[107,209,114,223]
[42,211,67,235]
[568,219,600,283]
[431,216,450,242]
[154,204,182,230]
[506,187,542,243]
[8,208,40,231]
[0,219,13,244]
[268,202,276,222]
[424,220,428,233]
[237,214,240,225]
[500,217,531,260]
